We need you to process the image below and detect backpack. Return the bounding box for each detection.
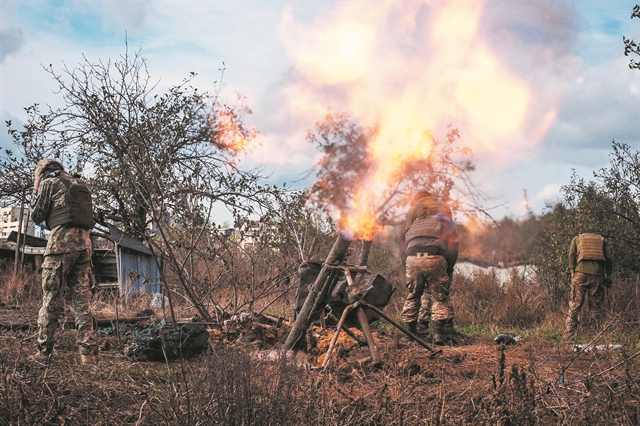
[47,175,96,230]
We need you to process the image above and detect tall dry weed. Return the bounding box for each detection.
[452,271,549,328]
[0,269,41,308]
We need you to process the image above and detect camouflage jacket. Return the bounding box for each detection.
[30,172,92,256]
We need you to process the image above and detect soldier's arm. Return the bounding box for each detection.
[30,179,53,225]
[603,239,613,276]
[445,225,459,275]
[568,237,578,277]
[398,234,408,267]
[402,205,418,235]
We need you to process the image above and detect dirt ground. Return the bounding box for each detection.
[1,305,639,425]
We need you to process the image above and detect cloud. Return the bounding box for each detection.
[537,183,563,199]
[540,55,640,171]
[93,1,150,32]
[0,27,25,63]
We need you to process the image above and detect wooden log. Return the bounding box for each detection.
[0,316,154,331]
[95,316,153,327]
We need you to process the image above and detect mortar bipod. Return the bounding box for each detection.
[321,265,441,369]
[322,264,379,366]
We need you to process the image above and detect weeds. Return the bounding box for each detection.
[0,268,41,309]
[452,270,550,330]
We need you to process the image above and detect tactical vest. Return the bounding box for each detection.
[47,175,96,230]
[405,215,443,243]
[577,233,605,263]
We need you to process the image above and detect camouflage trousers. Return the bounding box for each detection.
[37,250,96,356]
[401,254,454,323]
[564,272,605,339]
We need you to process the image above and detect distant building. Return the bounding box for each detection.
[211,220,281,251]
[0,206,36,241]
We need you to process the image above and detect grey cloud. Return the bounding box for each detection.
[481,2,581,73]
[477,2,637,171]
[541,57,639,169]
[0,27,24,63]
[94,1,150,31]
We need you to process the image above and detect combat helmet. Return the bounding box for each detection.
[34,159,64,180]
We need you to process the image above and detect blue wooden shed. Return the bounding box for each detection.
[93,224,162,303]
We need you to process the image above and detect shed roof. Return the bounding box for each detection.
[8,225,152,256]
[106,223,152,255]
[7,231,48,247]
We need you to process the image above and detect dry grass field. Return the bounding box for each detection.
[1,267,640,425]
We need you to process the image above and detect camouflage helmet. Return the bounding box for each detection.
[34,159,64,180]
[412,190,433,204]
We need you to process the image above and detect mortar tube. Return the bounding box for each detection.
[308,268,340,323]
[284,232,352,350]
[357,240,373,267]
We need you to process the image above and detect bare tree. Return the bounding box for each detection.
[1,45,286,320]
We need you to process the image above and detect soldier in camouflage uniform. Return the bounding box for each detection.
[563,233,612,340]
[400,191,458,345]
[29,159,97,365]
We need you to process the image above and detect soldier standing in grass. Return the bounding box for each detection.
[400,191,459,345]
[563,233,613,340]
[28,159,98,365]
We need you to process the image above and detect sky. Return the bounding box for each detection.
[1,0,640,223]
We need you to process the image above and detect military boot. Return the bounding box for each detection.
[416,321,430,336]
[432,320,446,345]
[443,318,463,343]
[80,354,98,365]
[405,321,417,334]
[443,318,454,334]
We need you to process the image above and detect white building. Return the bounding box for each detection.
[0,206,36,240]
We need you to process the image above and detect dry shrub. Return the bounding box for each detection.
[453,271,549,328]
[147,348,322,425]
[4,331,640,425]
[472,348,542,425]
[494,274,549,328]
[124,293,155,315]
[470,347,640,425]
[452,272,503,326]
[608,274,640,324]
[156,349,446,425]
[0,268,41,308]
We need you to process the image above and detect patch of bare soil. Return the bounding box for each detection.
[1,305,639,425]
